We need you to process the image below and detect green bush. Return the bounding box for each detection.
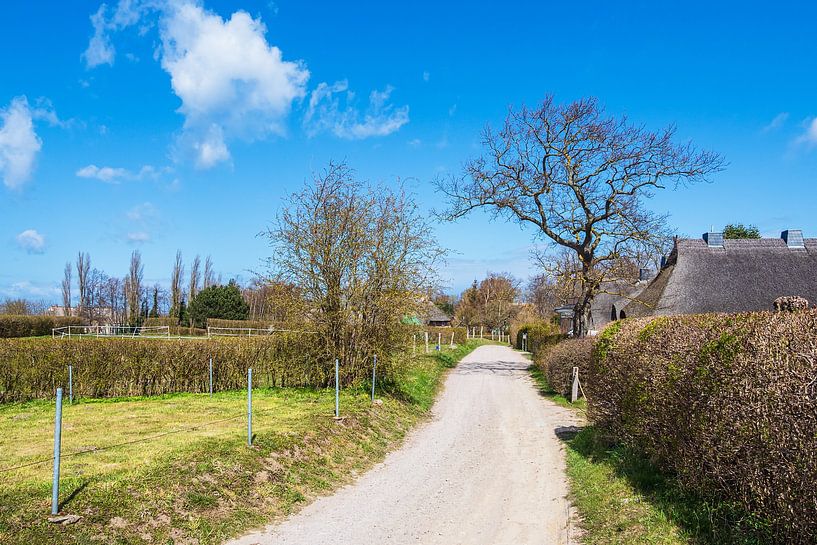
[0,315,86,338]
[0,334,399,402]
[515,321,564,355]
[542,337,594,398]
[588,311,817,543]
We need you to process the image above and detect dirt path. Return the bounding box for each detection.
[226,345,581,545]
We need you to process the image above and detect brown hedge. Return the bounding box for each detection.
[0,334,396,402]
[0,315,86,338]
[541,338,593,398]
[588,311,817,543]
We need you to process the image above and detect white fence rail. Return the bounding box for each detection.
[52,325,171,339]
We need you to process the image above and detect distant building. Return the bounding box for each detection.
[47,305,115,324]
[425,305,453,327]
[619,230,817,318]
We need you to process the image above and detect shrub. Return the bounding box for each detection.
[515,321,564,355]
[0,315,86,338]
[0,334,400,402]
[206,318,279,330]
[588,311,817,543]
[542,337,593,398]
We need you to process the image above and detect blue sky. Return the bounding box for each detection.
[1,0,816,302]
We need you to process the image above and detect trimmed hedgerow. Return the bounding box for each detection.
[515,321,564,355]
[0,334,394,402]
[542,337,594,398]
[0,315,86,338]
[588,310,817,543]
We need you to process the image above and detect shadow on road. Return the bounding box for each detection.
[454,359,530,375]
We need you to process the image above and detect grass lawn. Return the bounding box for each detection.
[526,358,772,545]
[0,340,486,544]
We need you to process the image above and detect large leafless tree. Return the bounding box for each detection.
[264,161,445,381]
[438,96,724,335]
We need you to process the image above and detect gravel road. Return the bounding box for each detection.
[226,344,582,545]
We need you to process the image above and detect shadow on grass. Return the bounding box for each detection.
[59,479,90,511]
[561,426,774,545]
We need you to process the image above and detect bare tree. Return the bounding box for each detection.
[438,96,723,335]
[189,254,201,304]
[61,262,72,315]
[76,252,90,318]
[170,250,184,319]
[125,250,144,326]
[203,255,216,289]
[455,273,519,330]
[105,277,124,324]
[264,161,445,381]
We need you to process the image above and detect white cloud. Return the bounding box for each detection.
[1,280,60,299]
[0,97,42,189]
[76,163,169,182]
[76,164,129,182]
[16,229,45,254]
[127,231,151,243]
[796,117,817,147]
[762,112,789,133]
[160,2,309,167]
[304,80,409,139]
[126,202,157,221]
[85,1,309,168]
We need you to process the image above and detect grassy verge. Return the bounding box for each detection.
[526,359,771,545]
[527,363,587,411]
[565,427,773,545]
[0,340,485,544]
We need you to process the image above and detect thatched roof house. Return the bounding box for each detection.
[425,305,452,326]
[619,230,817,319]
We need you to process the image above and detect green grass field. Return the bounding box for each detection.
[0,340,486,544]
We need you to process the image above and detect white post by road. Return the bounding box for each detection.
[450,332,455,348]
[335,359,340,417]
[424,332,429,353]
[571,367,579,403]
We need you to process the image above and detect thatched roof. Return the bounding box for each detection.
[621,233,817,317]
[425,305,452,324]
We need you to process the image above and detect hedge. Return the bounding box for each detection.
[0,315,86,338]
[206,318,278,330]
[420,326,466,346]
[541,338,593,398]
[0,335,393,402]
[588,311,817,543]
[515,322,564,355]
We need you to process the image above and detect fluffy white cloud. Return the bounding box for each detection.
[160,2,308,167]
[304,80,409,139]
[16,229,45,254]
[0,97,42,189]
[76,164,128,182]
[84,1,309,168]
[76,163,168,182]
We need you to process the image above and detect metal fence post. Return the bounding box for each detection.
[68,365,73,404]
[371,355,377,402]
[571,367,579,403]
[247,369,253,446]
[51,388,63,515]
[209,356,213,397]
[335,359,340,418]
